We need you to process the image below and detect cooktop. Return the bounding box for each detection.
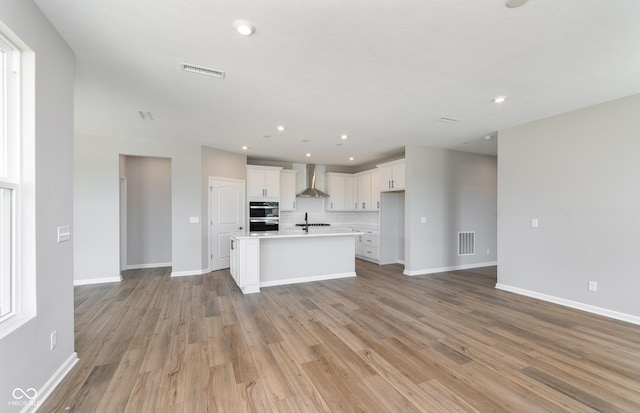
[295,223,331,227]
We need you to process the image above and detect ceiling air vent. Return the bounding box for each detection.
[438,117,461,123]
[181,63,225,79]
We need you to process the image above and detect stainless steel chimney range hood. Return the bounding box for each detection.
[297,164,329,198]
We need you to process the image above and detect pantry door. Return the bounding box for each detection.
[209,177,245,271]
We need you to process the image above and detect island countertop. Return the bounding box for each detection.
[232,228,364,239]
[229,228,362,294]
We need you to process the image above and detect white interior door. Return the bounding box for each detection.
[209,178,245,271]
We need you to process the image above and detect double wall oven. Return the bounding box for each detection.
[249,201,279,232]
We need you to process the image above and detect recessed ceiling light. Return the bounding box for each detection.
[493,96,507,103]
[301,139,310,143]
[233,20,255,36]
[277,125,285,131]
[349,157,354,161]
[336,143,343,146]
[241,145,248,150]
[263,135,271,138]
[305,153,311,157]
[341,134,348,140]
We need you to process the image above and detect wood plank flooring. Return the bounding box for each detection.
[40,261,640,412]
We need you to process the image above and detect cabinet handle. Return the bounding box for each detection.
[362,202,365,209]
[377,201,380,209]
[388,181,391,189]
[293,201,295,209]
[355,202,358,209]
[231,240,235,250]
[331,202,333,209]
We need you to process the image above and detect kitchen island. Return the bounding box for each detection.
[229,228,363,294]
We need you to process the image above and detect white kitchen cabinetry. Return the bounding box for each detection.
[371,170,380,210]
[354,169,380,211]
[230,235,260,294]
[357,172,372,210]
[353,227,379,263]
[247,165,282,200]
[326,173,355,211]
[280,169,297,211]
[352,176,359,211]
[377,159,405,192]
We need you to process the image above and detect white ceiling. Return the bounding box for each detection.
[34,0,640,165]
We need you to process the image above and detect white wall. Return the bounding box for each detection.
[0,0,76,409]
[124,156,172,268]
[497,93,640,321]
[405,146,497,275]
[74,135,202,282]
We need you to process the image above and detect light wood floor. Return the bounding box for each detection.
[41,261,640,412]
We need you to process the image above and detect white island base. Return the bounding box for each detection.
[230,230,360,294]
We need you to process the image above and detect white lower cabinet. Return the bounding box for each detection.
[353,228,379,263]
[230,235,260,294]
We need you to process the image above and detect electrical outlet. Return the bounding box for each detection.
[531,218,539,228]
[50,331,57,350]
[588,281,597,292]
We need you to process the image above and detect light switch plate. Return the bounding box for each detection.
[57,226,71,242]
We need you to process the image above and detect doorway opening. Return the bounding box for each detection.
[119,155,172,276]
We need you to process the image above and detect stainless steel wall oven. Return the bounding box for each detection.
[249,201,279,232]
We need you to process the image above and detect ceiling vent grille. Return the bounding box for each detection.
[181,63,225,79]
[438,117,461,123]
[458,232,475,256]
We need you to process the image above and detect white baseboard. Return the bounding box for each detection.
[241,284,261,294]
[126,262,172,270]
[397,259,405,265]
[403,261,497,276]
[22,352,78,413]
[495,283,640,326]
[260,272,356,288]
[170,268,210,278]
[73,276,122,286]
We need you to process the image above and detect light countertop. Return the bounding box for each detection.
[232,228,364,240]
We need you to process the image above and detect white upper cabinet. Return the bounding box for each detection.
[357,171,372,210]
[326,173,353,211]
[328,169,379,211]
[370,169,380,210]
[246,165,282,200]
[280,169,297,211]
[377,159,405,192]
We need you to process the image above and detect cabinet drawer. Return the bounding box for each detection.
[363,234,378,247]
[362,246,378,260]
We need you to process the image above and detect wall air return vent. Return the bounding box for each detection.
[458,231,475,256]
[181,63,225,79]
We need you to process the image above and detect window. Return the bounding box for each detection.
[0,32,20,322]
